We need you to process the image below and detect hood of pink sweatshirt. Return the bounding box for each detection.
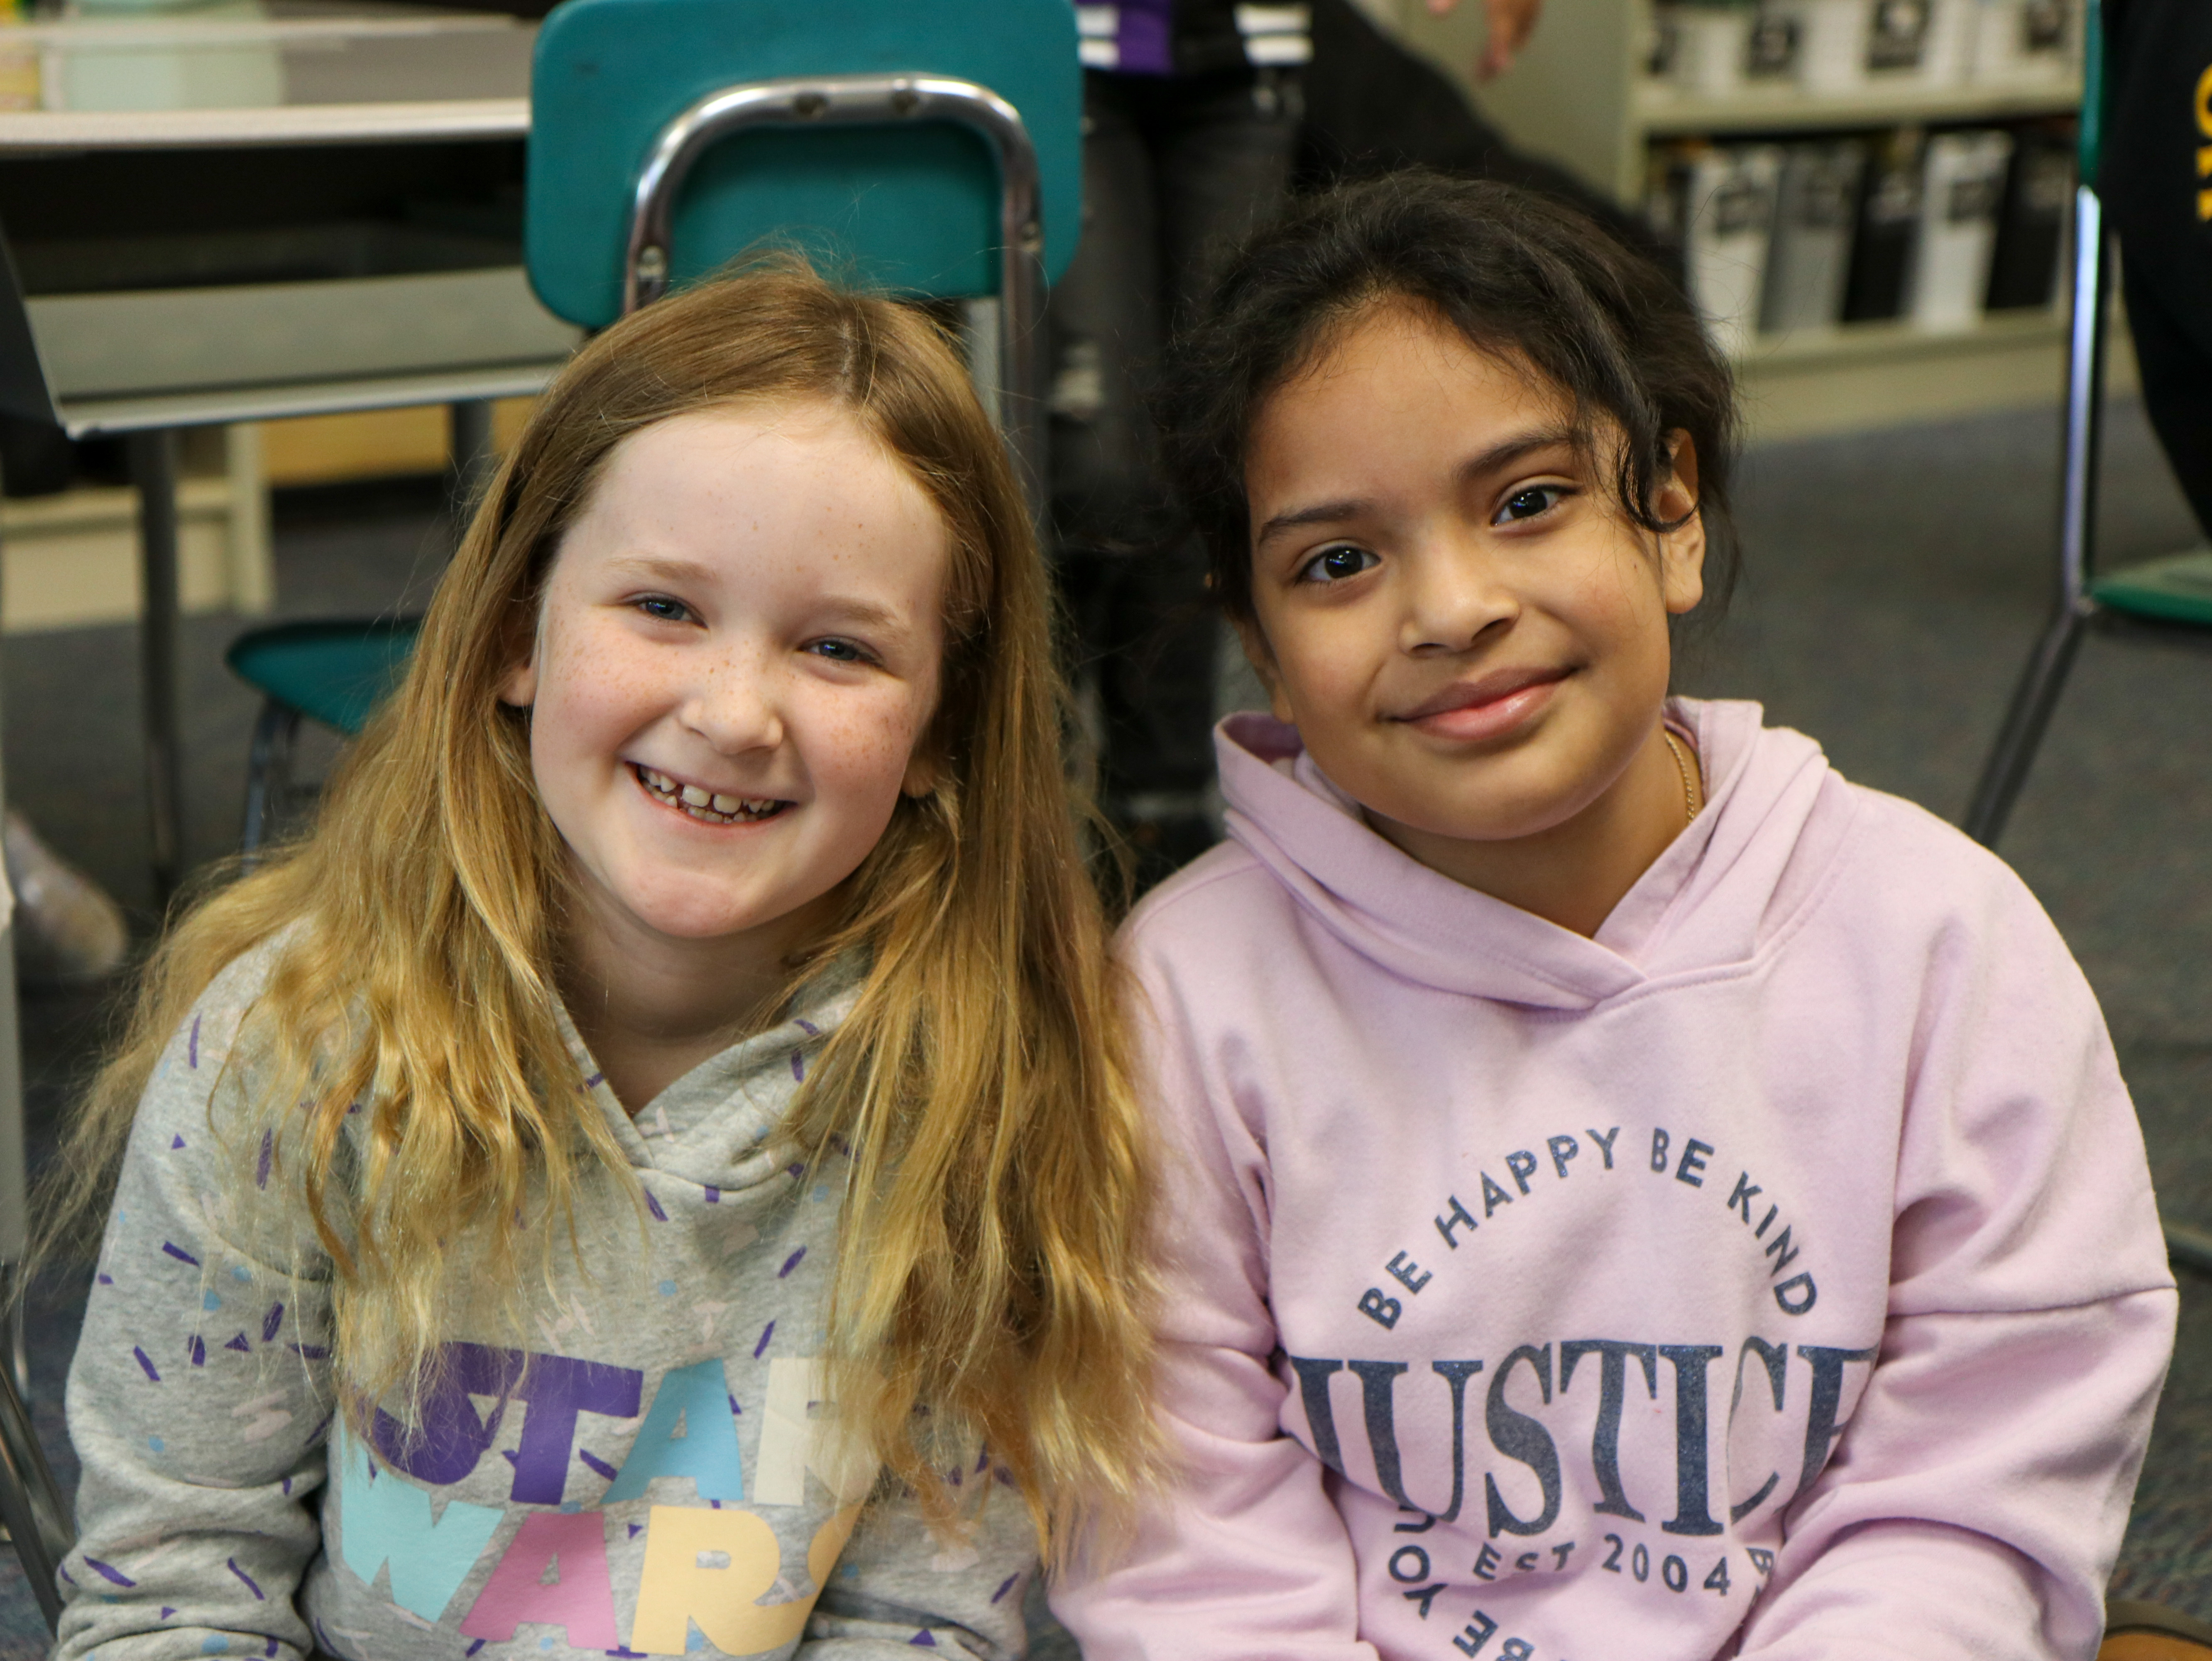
[1055,699,2175,1661]
[1216,698,1838,1006]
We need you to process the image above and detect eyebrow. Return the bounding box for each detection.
[611,554,722,586]
[811,596,911,635]
[1252,424,1581,548]
[612,556,915,637]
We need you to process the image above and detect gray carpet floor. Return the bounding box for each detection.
[2,398,2210,1652]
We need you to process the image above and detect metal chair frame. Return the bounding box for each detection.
[1964,0,2212,847]
[619,72,1047,505]
[0,1342,68,1634]
[240,697,305,860]
[1962,173,2108,848]
[1960,0,2212,1281]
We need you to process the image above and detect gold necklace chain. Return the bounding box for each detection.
[1662,727,1700,827]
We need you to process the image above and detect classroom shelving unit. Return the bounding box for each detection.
[1364,0,2113,441]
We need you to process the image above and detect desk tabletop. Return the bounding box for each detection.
[0,1,532,149]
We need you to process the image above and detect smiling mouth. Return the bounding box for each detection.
[634,764,790,825]
[1396,668,1571,725]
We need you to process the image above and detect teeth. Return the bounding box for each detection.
[634,764,783,825]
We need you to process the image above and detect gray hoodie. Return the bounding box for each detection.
[57,942,1036,1661]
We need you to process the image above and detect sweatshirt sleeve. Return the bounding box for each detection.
[800,1483,1037,1659]
[57,988,338,1661]
[1050,947,1375,1661]
[1733,850,2177,1661]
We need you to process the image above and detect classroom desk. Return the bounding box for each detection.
[0,0,576,897]
[0,1,576,1395]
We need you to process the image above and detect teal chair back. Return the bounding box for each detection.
[525,0,1081,326]
[226,619,420,737]
[526,0,1079,500]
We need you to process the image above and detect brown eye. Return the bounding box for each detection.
[1497,487,1564,524]
[1299,545,1378,584]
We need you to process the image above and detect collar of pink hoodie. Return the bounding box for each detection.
[1212,697,1857,1009]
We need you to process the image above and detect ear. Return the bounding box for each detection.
[1654,430,1707,617]
[900,674,949,799]
[1232,612,1298,726]
[497,644,539,708]
[900,749,940,799]
[495,592,544,708]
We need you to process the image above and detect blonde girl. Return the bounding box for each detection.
[39,262,1155,1661]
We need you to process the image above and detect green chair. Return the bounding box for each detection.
[225,0,1077,857]
[1965,0,2212,1282]
[524,0,1082,497]
[1964,0,2212,845]
[225,618,420,855]
[221,410,488,858]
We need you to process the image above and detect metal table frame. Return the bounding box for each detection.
[24,362,563,900]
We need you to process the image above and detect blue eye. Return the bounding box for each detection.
[807,638,874,664]
[1299,544,1378,584]
[636,595,692,623]
[1497,486,1566,524]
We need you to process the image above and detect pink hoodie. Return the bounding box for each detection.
[1054,698,2175,1661]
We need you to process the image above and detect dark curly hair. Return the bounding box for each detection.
[1155,169,1740,625]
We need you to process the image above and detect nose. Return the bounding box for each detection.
[680,648,785,755]
[1400,532,1518,656]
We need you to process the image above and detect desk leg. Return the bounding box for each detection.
[126,430,183,904]
[447,400,493,529]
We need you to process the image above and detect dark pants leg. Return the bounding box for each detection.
[2102,0,2212,540]
[1153,69,1304,325]
[1049,76,1164,555]
[2124,264,2212,542]
[1049,70,1299,885]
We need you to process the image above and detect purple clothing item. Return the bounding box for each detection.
[1116,0,1175,74]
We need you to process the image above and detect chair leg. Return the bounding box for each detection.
[2165,1219,2212,1279]
[1,1264,22,1403]
[241,699,300,865]
[1966,186,2112,852]
[1963,602,2092,848]
[0,1333,68,1634]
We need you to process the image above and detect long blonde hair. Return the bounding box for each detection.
[35,261,1157,1559]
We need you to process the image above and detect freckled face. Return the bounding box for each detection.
[500,402,948,950]
[1240,304,1705,850]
